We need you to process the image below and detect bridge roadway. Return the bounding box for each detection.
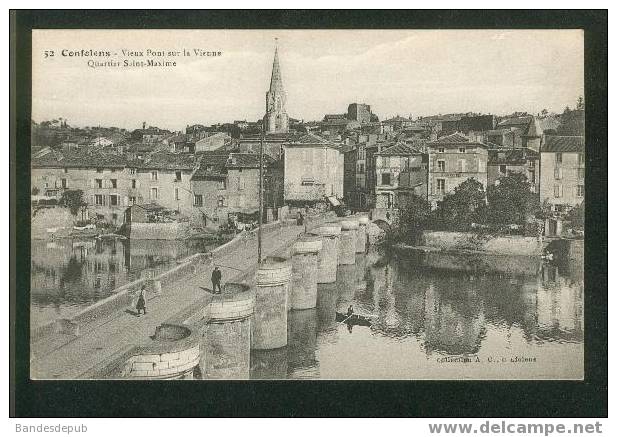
[30,220,317,380]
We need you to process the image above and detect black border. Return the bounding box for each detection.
[11,10,608,418]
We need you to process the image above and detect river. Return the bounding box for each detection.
[248,249,583,380]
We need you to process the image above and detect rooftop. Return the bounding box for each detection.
[375,142,423,156]
[542,136,585,153]
[427,132,489,148]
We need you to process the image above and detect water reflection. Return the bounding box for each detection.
[242,249,583,379]
[30,238,216,328]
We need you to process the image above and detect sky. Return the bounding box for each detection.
[32,29,584,131]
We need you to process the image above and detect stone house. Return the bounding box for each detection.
[487,147,540,193]
[374,142,428,209]
[283,133,344,203]
[539,136,585,213]
[426,133,489,208]
[190,152,283,229]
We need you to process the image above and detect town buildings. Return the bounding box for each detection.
[539,136,585,212]
[426,133,489,208]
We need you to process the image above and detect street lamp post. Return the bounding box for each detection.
[258,122,264,264]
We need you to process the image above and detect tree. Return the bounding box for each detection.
[432,178,487,230]
[565,201,584,229]
[486,172,539,226]
[60,189,86,216]
[387,194,431,244]
[576,96,585,110]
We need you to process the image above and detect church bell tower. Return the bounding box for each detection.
[263,41,289,134]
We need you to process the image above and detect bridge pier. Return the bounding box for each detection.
[121,323,200,380]
[290,235,323,310]
[252,256,292,350]
[315,223,341,283]
[200,283,254,379]
[338,219,359,265]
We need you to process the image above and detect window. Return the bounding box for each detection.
[577,185,584,197]
[129,168,137,175]
[95,194,104,205]
[151,171,158,181]
[218,180,226,190]
[554,167,562,180]
[577,168,585,179]
[129,196,136,205]
[175,171,182,181]
[438,147,445,153]
[437,160,446,172]
[150,187,158,200]
[578,153,585,165]
[529,169,536,183]
[63,168,68,173]
[96,168,103,173]
[556,153,563,164]
[499,165,507,174]
[110,195,118,206]
[194,194,203,207]
[175,188,180,200]
[217,196,225,207]
[382,157,391,167]
[381,173,391,185]
[436,179,446,195]
[111,179,117,188]
[61,178,67,189]
[237,176,245,191]
[358,163,365,173]
[458,159,467,172]
[554,184,562,198]
[478,160,486,173]
[132,179,137,189]
[112,213,118,221]
[459,147,466,153]
[95,179,103,188]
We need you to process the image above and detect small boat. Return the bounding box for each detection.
[335,312,373,327]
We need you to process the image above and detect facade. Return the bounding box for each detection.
[342,145,357,207]
[263,47,289,134]
[426,133,489,208]
[539,136,585,212]
[283,133,344,203]
[487,147,540,193]
[374,142,428,209]
[238,132,299,160]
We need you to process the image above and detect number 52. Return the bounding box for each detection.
[44,50,54,58]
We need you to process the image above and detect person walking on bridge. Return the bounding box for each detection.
[136,286,147,315]
[211,266,222,294]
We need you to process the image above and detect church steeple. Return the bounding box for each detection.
[269,46,284,93]
[264,40,289,134]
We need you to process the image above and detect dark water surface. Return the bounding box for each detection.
[249,249,583,380]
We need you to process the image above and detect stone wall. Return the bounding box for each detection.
[422,231,543,256]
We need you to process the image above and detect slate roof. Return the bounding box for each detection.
[286,132,337,147]
[427,132,489,148]
[31,148,127,168]
[541,136,585,153]
[138,152,198,170]
[192,154,230,179]
[225,153,276,169]
[375,142,423,156]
